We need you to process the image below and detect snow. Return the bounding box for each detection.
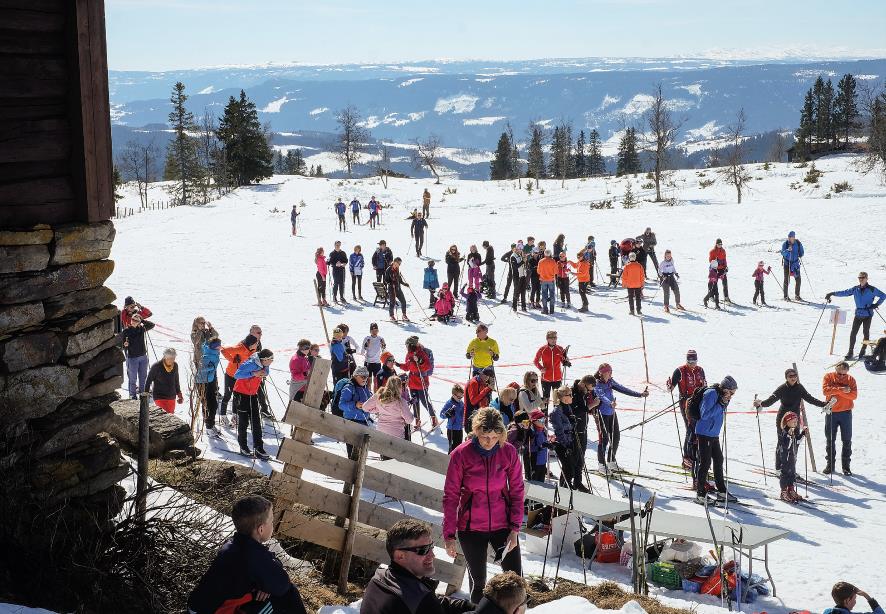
[463,116,507,126]
[398,78,424,87]
[856,74,880,80]
[197,85,217,94]
[598,95,621,110]
[0,606,57,614]
[434,94,480,114]
[620,94,656,116]
[309,107,329,116]
[261,96,291,113]
[109,154,886,614]
[676,83,704,97]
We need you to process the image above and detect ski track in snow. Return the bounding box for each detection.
[108,153,886,613]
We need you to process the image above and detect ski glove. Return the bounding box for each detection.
[562,359,572,367]
[492,354,499,361]
[825,292,833,302]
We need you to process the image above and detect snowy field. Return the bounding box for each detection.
[107,154,886,613]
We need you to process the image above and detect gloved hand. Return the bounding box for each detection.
[825,292,833,303]
[492,353,499,361]
[563,359,572,367]
[567,414,577,425]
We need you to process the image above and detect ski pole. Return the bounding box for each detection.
[404,281,431,322]
[669,387,686,482]
[801,303,828,360]
[800,259,816,299]
[551,453,577,590]
[145,330,159,361]
[637,389,649,475]
[803,432,808,498]
[753,394,767,484]
[480,297,497,322]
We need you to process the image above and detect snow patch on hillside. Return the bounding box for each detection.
[598,95,621,110]
[475,77,495,83]
[856,74,880,80]
[309,107,329,116]
[684,120,720,142]
[434,94,480,114]
[197,85,216,95]
[398,78,424,88]
[261,96,291,113]
[621,94,655,115]
[793,69,837,78]
[677,83,704,96]
[463,116,506,126]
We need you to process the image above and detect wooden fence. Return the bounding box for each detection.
[271,358,467,595]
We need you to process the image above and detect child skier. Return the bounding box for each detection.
[752,261,773,306]
[361,323,386,391]
[433,290,454,323]
[461,284,481,323]
[527,409,550,481]
[423,260,440,308]
[703,260,722,309]
[440,384,466,453]
[777,411,807,503]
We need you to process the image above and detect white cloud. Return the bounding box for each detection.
[309,107,329,116]
[434,94,480,114]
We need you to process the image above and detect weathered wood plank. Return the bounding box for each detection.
[0,31,65,54]
[0,78,66,98]
[0,176,71,205]
[0,160,69,183]
[0,56,66,79]
[0,99,67,120]
[0,200,75,229]
[278,510,464,587]
[0,7,65,32]
[277,438,357,482]
[283,400,450,474]
[0,0,64,13]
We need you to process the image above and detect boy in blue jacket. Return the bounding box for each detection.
[440,384,465,453]
[423,260,440,308]
[824,582,883,614]
[695,376,738,504]
[188,495,307,614]
[199,336,222,435]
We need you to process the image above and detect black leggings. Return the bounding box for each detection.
[557,277,570,304]
[695,434,726,495]
[783,263,801,298]
[220,373,236,414]
[447,268,460,291]
[332,270,345,301]
[351,274,362,298]
[848,315,873,355]
[541,380,561,402]
[200,379,219,428]
[627,287,642,313]
[512,276,527,310]
[753,279,765,304]
[458,529,522,604]
[337,213,346,231]
[594,412,620,463]
[447,429,463,453]
[530,275,541,304]
[315,272,327,299]
[234,392,264,452]
[704,281,720,306]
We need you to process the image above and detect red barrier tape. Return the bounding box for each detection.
[431,345,643,370]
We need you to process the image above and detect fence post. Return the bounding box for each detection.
[136,392,151,522]
[338,433,370,594]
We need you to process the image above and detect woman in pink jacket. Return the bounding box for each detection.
[288,339,312,400]
[443,407,525,603]
[315,247,329,306]
[363,376,414,441]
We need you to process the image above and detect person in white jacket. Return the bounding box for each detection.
[658,249,684,313]
[361,323,386,391]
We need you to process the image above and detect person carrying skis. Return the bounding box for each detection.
[821,361,858,475]
[703,260,722,310]
[328,241,348,304]
[371,240,393,283]
[592,363,648,473]
[422,188,431,218]
[410,213,428,256]
[752,261,773,306]
[384,258,411,322]
[233,348,274,460]
[464,367,495,435]
[445,245,463,290]
[826,272,886,359]
[440,384,466,452]
[367,196,379,229]
[145,347,184,414]
[667,349,706,471]
[467,323,500,376]
[466,245,483,290]
[694,376,738,504]
[537,250,558,315]
[780,230,804,301]
[349,245,365,301]
[361,323,386,390]
[709,238,730,302]
[510,244,528,312]
[569,249,591,312]
[334,198,347,231]
[621,252,645,315]
[753,366,828,471]
[640,227,659,276]
[350,196,361,225]
[658,249,684,312]
[776,411,807,503]
[423,259,440,307]
[826,583,884,614]
[290,205,300,236]
[397,336,437,428]
[533,331,571,401]
[481,240,496,298]
[551,386,588,492]
[608,240,620,288]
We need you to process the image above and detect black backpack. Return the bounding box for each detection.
[686,385,717,422]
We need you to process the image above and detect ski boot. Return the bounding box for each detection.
[843,465,853,476]
[606,460,626,473]
[823,463,834,475]
[780,488,796,504]
[676,304,686,310]
[716,490,738,503]
[789,486,806,502]
[239,445,253,457]
[254,449,271,461]
[597,462,609,474]
[431,415,439,429]
[664,305,670,313]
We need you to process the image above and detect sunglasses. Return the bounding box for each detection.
[397,543,434,556]
[859,277,867,280]
[480,426,505,434]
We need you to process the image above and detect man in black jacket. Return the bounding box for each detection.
[328,240,349,303]
[361,520,474,614]
[482,240,496,298]
[372,240,394,282]
[499,244,516,303]
[410,213,428,256]
[385,258,411,321]
[119,313,155,399]
[473,572,529,614]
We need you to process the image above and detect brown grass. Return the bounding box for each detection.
[526,578,695,614]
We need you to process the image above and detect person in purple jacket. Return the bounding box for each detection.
[443,407,525,604]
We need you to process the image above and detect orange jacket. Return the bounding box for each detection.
[709,247,727,270]
[621,262,645,289]
[221,342,255,377]
[569,260,590,282]
[822,372,857,412]
[537,257,558,282]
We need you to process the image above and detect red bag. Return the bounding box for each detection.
[595,530,621,563]
[701,561,737,595]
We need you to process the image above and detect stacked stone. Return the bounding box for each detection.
[0,221,128,508]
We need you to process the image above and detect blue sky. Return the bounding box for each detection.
[107,0,886,71]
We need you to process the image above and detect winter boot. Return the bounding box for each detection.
[789,486,805,502]
[676,304,686,310]
[606,460,625,473]
[597,462,609,474]
[780,488,796,504]
[823,464,834,475]
[843,464,853,476]
[431,415,439,429]
[716,491,738,503]
[664,305,670,313]
[254,449,271,461]
[239,445,252,457]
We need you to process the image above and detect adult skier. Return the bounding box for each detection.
[708,238,730,302]
[350,196,361,225]
[367,196,380,229]
[410,213,428,256]
[384,257,411,322]
[466,323,500,376]
[533,331,571,401]
[397,336,437,428]
[422,188,431,218]
[499,243,515,303]
[537,250,558,315]
[666,349,706,472]
[781,230,804,301]
[371,240,393,283]
[509,244,528,312]
[481,240,496,298]
[334,198,346,231]
[592,363,649,473]
[621,252,645,315]
[290,205,299,236]
[821,361,859,475]
[640,227,659,276]
[445,245,463,290]
[826,272,886,359]
[328,240,348,304]
[658,249,684,312]
[608,240,620,288]
[694,376,738,504]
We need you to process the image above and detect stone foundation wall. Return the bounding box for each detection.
[0,221,127,506]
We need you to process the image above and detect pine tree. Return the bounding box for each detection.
[811,76,834,150]
[795,88,815,160]
[315,164,323,177]
[309,164,315,177]
[574,130,587,178]
[587,129,605,176]
[526,123,546,180]
[833,73,858,148]
[616,127,640,176]
[285,149,307,175]
[217,90,274,186]
[274,150,285,174]
[867,93,886,177]
[507,123,520,180]
[622,180,636,209]
[490,131,512,180]
[165,81,202,205]
[548,125,562,178]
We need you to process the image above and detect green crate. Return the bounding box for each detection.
[649,561,683,590]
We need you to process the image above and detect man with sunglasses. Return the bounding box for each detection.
[361,519,474,614]
[826,272,886,360]
[695,376,739,504]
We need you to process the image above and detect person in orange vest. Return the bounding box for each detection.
[621,252,645,315]
[569,249,591,312]
[537,250,559,315]
[821,361,859,475]
[708,238,731,303]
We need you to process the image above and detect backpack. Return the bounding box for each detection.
[686,386,710,422]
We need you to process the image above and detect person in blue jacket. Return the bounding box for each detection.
[781,230,804,301]
[350,196,361,225]
[592,362,648,473]
[199,336,222,434]
[339,366,372,457]
[423,260,440,308]
[368,196,379,229]
[349,245,365,301]
[825,582,884,614]
[334,198,346,231]
[694,376,738,504]
[827,272,886,359]
[440,384,465,453]
[329,328,352,384]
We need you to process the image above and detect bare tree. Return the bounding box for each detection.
[119,139,158,208]
[335,105,370,177]
[411,134,444,183]
[643,83,684,201]
[375,143,393,188]
[718,109,753,204]
[767,131,788,163]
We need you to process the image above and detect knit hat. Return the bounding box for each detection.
[611,240,617,245]
[243,334,259,347]
[124,296,135,306]
[628,252,637,261]
[716,238,723,245]
[780,411,799,429]
[530,409,546,421]
[720,375,738,390]
[788,230,796,238]
[686,349,698,362]
[354,366,370,378]
[208,337,222,349]
[481,366,495,377]
[381,351,394,364]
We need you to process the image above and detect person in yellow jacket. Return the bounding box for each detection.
[821,362,859,475]
[621,252,645,315]
[466,323,500,376]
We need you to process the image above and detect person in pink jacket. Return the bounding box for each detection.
[315,247,329,306]
[288,339,312,401]
[363,376,414,441]
[443,407,525,603]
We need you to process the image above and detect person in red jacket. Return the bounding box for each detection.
[396,336,438,429]
[443,408,525,604]
[120,295,152,329]
[533,330,572,403]
[708,238,730,302]
[464,367,494,435]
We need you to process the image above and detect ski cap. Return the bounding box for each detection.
[788,230,796,238]
[715,238,723,245]
[611,240,617,245]
[720,375,738,390]
[530,409,546,421]
[780,411,800,428]
[686,349,698,362]
[354,366,370,378]
[124,296,135,306]
[257,349,274,360]
[481,366,495,377]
